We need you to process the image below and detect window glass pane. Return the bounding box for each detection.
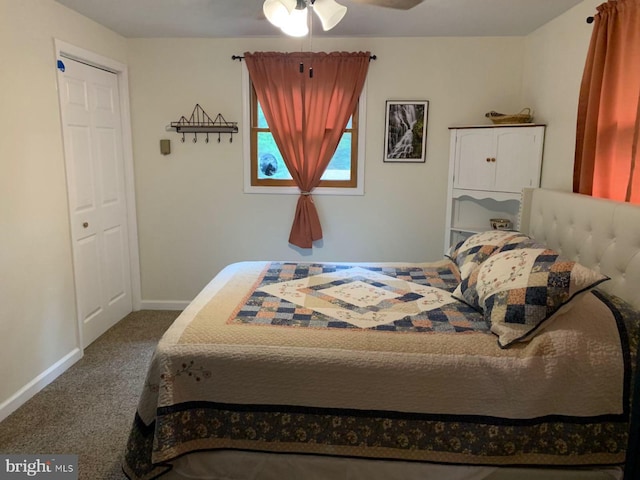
[257,132,291,180]
[255,100,352,183]
[323,134,352,180]
[259,100,352,129]
[257,132,352,181]
[256,102,353,129]
[257,103,269,128]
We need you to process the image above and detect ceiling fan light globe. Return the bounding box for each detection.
[263,0,296,28]
[313,0,347,31]
[280,7,309,36]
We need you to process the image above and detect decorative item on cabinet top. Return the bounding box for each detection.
[167,104,238,144]
[490,218,512,230]
[485,108,534,125]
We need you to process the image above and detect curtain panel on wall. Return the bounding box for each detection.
[574,0,640,204]
[244,51,370,248]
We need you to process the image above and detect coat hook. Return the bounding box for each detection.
[168,105,239,145]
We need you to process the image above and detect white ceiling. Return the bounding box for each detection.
[55,0,583,38]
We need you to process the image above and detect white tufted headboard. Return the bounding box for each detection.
[520,188,640,311]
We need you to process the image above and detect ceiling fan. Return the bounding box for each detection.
[263,0,424,37]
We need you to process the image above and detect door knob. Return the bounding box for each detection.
[83,222,89,228]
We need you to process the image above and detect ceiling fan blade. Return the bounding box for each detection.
[350,0,424,10]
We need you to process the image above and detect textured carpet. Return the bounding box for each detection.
[0,310,179,479]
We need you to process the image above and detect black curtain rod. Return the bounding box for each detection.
[232,54,377,61]
[586,16,595,23]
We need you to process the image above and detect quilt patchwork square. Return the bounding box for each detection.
[259,266,455,329]
[230,263,486,332]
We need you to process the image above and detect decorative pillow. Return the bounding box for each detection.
[452,248,609,348]
[491,236,546,254]
[446,230,532,280]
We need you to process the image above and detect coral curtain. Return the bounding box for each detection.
[574,0,640,203]
[244,51,370,248]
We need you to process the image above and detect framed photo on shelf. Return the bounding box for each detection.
[383,100,429,163]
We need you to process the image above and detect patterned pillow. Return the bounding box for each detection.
[446,230,532,280]
[452,248,609,348]
[492,236,546,254]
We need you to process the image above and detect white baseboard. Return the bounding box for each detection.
[0,347,83,423]
[140,300,189,310]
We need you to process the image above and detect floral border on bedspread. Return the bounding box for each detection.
[125,400,630,480]
[122,274,639,480]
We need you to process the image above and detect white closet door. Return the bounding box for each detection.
[58,57,132,347]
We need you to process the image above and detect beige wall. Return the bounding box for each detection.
[523,0,600,190]
[0,0,127,417]
[128,36,525,302]
[0,0,599,418]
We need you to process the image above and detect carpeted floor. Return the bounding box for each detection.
[0,310,179,480]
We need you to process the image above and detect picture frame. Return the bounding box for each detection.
[383,100,429,163]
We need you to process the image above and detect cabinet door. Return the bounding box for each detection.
[493,127,544,193]
[453,129,495,190]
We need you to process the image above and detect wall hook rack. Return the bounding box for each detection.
[166,104,238,143]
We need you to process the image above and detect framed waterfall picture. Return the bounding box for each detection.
[383,100,429,163]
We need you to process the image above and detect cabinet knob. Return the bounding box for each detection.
[491,157,496,162]
[486,158,491,163]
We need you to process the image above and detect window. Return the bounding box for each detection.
[242,66,365,195]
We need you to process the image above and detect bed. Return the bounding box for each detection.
[123,188,640,480]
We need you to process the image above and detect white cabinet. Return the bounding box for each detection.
[444,125,545,251]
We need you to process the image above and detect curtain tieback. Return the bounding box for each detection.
[300,191,312,196]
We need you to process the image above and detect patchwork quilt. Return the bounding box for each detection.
[231,262,479,331]
[123,261,639,480]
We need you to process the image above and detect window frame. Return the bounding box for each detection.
[242,64,366,196]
